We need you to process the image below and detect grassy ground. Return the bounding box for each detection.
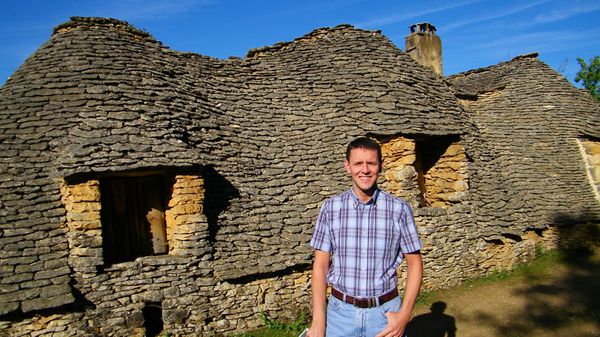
[231,246,600,337]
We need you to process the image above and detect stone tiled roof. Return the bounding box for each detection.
[448,53,600,238]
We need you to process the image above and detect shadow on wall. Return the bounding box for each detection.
[553,210,600,258]
[202,166,240,243]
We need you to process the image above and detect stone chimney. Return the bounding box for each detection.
[405,22,443,76]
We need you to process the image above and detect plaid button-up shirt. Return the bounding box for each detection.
[310,188,421,298]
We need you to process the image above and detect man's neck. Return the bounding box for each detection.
[352,185,377,203]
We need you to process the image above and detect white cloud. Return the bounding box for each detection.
[85,0,216,22]
[439,0,552,32]
[534,1,600,23]
[460,26,600,59]
[355,0,483,29]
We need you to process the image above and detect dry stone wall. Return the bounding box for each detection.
[59,179,103,280]
[1,17,600,336]
[166,175,210,257]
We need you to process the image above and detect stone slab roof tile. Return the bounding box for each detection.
[447,52,600,237]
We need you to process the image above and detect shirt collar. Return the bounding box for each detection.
[349,187,379,208]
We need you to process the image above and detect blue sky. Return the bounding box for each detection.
[1,0,599,86]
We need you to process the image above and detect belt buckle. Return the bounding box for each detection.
[341,291,379,308]
[368,297,376,308]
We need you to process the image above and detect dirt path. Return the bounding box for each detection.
[408,250,600,337]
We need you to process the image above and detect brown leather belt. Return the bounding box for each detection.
[331,287,398,308]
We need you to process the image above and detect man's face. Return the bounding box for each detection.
[344,147,382,199]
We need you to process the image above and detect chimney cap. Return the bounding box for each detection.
[409,22,437,35]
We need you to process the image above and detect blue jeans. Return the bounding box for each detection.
[325,295,402,337]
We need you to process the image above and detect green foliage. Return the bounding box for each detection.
[228,311,308,337]
[575,56,600,101]
[259,311,307,332]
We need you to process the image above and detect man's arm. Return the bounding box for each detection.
[376,251,423,337]
[307,250,330,337]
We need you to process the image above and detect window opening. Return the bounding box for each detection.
[414,136,459,207]
[379,134,468,208]
[100,175,169,264]
[578,138,600,202]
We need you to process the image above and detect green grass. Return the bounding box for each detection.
[513,247,563,278]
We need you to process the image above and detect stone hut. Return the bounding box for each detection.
[1,17,599,336]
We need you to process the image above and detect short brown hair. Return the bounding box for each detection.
[345,137,382,163]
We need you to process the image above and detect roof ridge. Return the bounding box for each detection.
[245,24,380,59]
[448,51,540,79]
[53,16,156,41]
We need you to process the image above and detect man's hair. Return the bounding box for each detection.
[345,137,382,163]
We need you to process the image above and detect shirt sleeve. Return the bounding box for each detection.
[399,202,422,253]
[310,200,332,252]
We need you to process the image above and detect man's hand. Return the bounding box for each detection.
[375,310,410,337]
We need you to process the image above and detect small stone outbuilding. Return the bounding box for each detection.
[1,17,599,336]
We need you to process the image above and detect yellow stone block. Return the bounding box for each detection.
[582,141,600,155]
[69,220,102,230]
[398,154,416,165]
[592,167,600,182]
[171,203,202,215]
[450,180,468,191]
[444,143,464,157]
[69,202,101,213]
[428,171,460,181]
[176,186,203,195]
[442,161,464,170]
[587,154,600,166]
[68,182,101,201]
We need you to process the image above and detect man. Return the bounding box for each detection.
[308,137,423,337]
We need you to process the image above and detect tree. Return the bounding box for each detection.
[575,56,600,101]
